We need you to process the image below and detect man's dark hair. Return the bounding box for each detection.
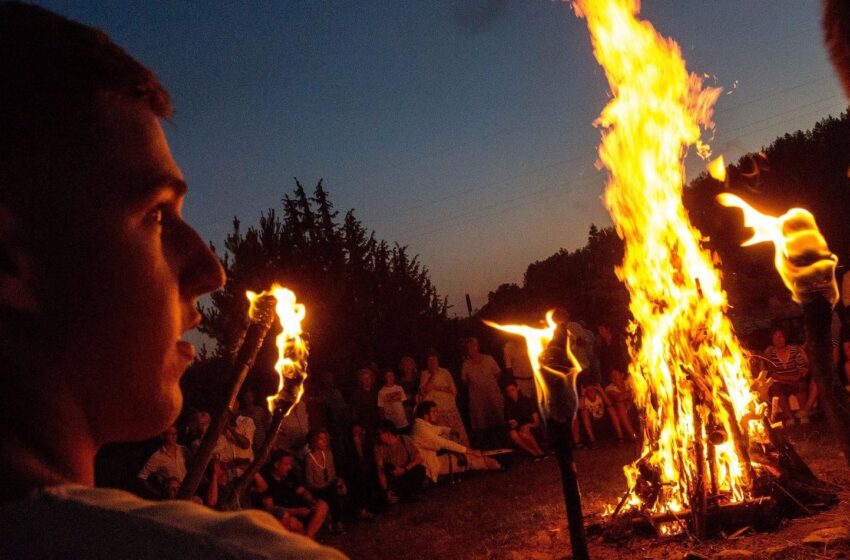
[415,400,437,419]
[0,2,172,217]
[270,449,292,465]
[824,0,850,97]
[376,420,397,436]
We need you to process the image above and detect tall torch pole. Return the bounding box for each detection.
[719,193,850,471]
[487,311,589,560]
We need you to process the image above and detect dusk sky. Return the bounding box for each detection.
[40,1,847,316]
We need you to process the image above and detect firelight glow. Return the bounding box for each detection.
[572,0,763,518]
[246,285,308,415]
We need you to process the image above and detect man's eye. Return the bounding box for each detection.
[149,207,164,224]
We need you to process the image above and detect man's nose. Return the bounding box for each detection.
[176,222,226,298]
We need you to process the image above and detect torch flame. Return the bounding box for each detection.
[246,285,308,415]
[717,193,838,306]
[575,0,762,515]
[486,311,582,420]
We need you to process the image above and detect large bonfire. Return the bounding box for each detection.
[574,0,763,517]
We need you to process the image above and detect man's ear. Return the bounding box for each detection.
[0,204,39,312]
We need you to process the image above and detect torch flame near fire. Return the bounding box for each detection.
[246,285,308,415]
[717,194,838,306]
[485,311,582,420]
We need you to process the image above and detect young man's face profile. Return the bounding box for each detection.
[38,96,225,444]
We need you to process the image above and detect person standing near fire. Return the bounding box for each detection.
[0,4,344,558]
[462,337,505,448]
[420,349,469,446]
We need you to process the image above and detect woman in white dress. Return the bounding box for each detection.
[461,338,504,438]
[419,350,469,446]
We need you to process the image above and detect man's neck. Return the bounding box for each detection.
[0,385,97,501]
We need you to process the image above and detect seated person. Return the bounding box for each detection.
[764,327,812,426]
[259,450,329,540]
[138,425,190,498]
[603,370,638,441]
[411,401,500,482]
[304,429,364,531]
[373,421,426,504]
[503,381,544,458]
[213,414,256,479]
[573,368,628,445]
[572,385,608,449]
[203,456,266,512]
[378,369,410,432]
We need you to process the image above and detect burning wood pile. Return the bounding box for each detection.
[492,0,842,547]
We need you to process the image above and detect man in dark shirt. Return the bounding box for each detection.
[348,368,380,436]
[504,382,545,458]
[373,421,425,503]
[260,450,328,539]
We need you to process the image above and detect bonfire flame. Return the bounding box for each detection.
[574,0,762,517]
[246,285,308,415]
[717,194,838,306]
[486,311,582,423]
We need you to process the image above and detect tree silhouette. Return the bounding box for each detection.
[188,179,449,405]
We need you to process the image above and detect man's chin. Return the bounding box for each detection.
[106,387,183,443]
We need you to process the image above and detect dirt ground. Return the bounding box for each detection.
[323,423,850,559]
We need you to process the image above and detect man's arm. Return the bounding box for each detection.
[226,424,251,450]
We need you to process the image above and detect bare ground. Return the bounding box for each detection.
[324,425,850,559]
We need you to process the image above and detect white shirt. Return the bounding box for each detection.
[0,485,346,559]
[378,384,409,428]
[138,445,190,482]
[214,416,256,476]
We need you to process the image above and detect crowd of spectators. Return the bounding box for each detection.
[132,316,640,541]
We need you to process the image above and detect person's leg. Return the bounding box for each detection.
[616,402,637,439]
[776,392,795,425]
[509,429,537,456]
[305,499,329,539]
[519,425,544,456]
[571,417,582,446]
[465,453,500,471]
[799,380,817,421]
[282,513,305,534]
[581,409,596,444]
[397,465,426,497]
[606,406,624,439]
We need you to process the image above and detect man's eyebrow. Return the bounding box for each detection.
[136,175,188,201]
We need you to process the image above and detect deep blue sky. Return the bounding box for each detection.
[40,1,847,315]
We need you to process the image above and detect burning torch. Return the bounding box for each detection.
[178,290,278,500]
[718,193,850,471]
[231,286,309,500]
[487,309,589,560]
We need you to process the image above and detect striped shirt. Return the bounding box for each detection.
[763,344,808,385]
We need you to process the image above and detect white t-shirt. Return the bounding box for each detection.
[214,416,256,476]
[377,384,409,428]
[0,485,347,559]
[138,445,190,482]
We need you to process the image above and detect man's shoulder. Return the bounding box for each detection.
[0,485,346,560]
